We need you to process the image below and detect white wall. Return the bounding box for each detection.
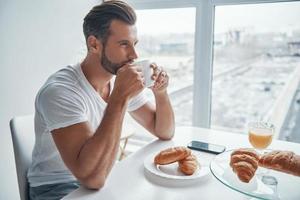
[0,0,99,198]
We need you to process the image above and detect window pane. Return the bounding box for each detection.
[211,2,300,142]
[136,8,196,126]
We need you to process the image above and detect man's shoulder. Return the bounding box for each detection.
[49,65,80,85]
[41,64,80,91]
[36,65,82,99]
[35,81,86,114]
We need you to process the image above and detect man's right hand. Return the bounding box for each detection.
[112,64,145,100]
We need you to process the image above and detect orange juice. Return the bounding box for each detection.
[248,131,273,149]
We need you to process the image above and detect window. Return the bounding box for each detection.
[211,1,300,140]
[127,0,300,145]
[135,8,196,126]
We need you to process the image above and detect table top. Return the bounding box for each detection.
[63,126,300,200]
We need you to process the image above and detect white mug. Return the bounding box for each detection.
[134,60,155,88]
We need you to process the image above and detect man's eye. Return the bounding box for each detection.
[120,43,128,47]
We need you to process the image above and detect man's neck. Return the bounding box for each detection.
[81,54,113,94]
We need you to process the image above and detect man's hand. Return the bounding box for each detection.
[150,63,169,94]
[113,64,144,100]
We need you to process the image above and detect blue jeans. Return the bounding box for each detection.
[29,181,80,200]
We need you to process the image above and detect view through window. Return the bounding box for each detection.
[136,8,196,126]
[211,2,300,142]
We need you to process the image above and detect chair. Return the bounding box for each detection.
[118,121,136,161]
[10,115,35,200]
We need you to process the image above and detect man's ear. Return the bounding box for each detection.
[87,35,102,53]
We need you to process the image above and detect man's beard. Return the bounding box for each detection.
[101,48,129,75]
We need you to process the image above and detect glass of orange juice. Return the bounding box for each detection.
[248,121,276,180]
[248,121,274,151]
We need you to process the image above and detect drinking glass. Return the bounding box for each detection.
[248,122,279,198]
[248,121,274,153]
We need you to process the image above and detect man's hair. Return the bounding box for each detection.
[83,0,136,45]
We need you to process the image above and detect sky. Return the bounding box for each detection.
[136,1,300,35]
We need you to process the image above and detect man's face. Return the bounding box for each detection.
[100,20,139,75]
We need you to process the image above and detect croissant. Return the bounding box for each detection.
[259,150,300,176]
[230,148,260,183]
[154,146,191,165]
[178,154,198,175]
[231,148,260,161]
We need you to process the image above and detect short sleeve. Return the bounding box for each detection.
[127,89,148,112]
[37,84,88,132]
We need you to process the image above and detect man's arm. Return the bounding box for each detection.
[130,92,174,140]
[51,64,144,189]
[52,96,127,189]
[130,67,175,140]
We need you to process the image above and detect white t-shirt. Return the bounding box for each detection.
[27,63,148,187]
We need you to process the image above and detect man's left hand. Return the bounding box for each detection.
[150,63,169,94]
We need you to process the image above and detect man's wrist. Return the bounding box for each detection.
[153,90,168,98]
[153,90,169,102]
[109,92,130,108]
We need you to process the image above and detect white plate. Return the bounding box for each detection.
[143,152,210,186]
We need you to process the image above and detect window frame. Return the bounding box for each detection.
[128,0,300,128]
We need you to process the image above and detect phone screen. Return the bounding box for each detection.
[187,141,226,154]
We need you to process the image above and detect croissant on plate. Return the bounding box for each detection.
[178,154,199,175]
[154,146,191,165]
[154,146,199,175]
[230,148,260,183]
[259,150,300,176]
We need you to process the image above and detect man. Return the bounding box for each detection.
[27,1,175,199]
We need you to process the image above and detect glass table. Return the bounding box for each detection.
[210,149,300,200]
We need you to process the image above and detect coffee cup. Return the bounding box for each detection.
[134,60,155,88]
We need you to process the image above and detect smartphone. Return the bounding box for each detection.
[187,140,226,154]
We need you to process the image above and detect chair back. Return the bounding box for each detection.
[10,115,35,200]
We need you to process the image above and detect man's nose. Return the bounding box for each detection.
[128,46,138,60]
